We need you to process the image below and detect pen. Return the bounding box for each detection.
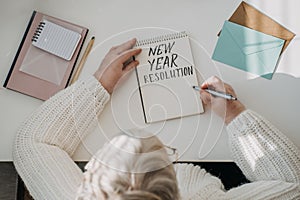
[192,86,237,100]
[70,36,95,84]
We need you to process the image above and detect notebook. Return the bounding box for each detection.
[32,19,81,60]
[3,11,88,100]
[134,32,204,123]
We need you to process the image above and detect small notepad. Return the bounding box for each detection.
[135,32,204,123]
[32,19,81,60]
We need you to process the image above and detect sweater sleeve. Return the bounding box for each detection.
[13,76,110,200]
[226,109,300,184]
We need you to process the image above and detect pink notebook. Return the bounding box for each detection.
[3,11,88,100]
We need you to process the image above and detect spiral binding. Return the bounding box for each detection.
[32,21,46,42]
[135,31,188,47]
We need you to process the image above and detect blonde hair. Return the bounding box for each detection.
[76,132,179,200]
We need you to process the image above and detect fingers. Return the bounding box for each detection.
[121,48,142,62]
[123,60,139,72]
[115,48,142,69]
[114,38,137,53]
[107,38,142,72]
[201,76,225,92]
[201,76,235,93]
[200,90,212,105]
[201,76,237,99]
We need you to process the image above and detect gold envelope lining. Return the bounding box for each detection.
[228,1,295,52]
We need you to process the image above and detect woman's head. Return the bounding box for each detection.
[76,132,179,200]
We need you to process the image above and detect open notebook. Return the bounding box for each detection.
[134,32,204,123]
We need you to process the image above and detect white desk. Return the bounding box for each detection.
[1,0,300,161]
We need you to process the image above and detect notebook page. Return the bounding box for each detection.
[135,32,204,123]
[32,19,81,60]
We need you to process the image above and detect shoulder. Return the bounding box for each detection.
[174,163,223,198]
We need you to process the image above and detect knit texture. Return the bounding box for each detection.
[13,77,110,200]
[13,77,300,199]
[227,110,300,184]
[175,163,300,200]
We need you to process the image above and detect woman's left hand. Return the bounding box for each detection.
[94,38,142,94]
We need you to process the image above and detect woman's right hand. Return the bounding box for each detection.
[200,76,246,124]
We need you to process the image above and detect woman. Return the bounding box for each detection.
[13,39,300,199]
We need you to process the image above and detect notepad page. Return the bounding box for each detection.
[135,32,204,123]
[32,19,81,60]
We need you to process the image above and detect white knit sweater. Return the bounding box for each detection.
[13,76,300,200]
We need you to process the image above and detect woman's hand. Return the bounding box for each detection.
[94,38,142,94]
[200,76,246,124]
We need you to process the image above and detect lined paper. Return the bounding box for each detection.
[32,19,81,60]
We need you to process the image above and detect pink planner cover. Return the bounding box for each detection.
[3,11,88,100]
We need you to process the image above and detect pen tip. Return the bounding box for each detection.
[91,36,95,40]
[192,86,196,88]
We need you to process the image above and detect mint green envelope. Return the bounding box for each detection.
[212,20,285,79]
